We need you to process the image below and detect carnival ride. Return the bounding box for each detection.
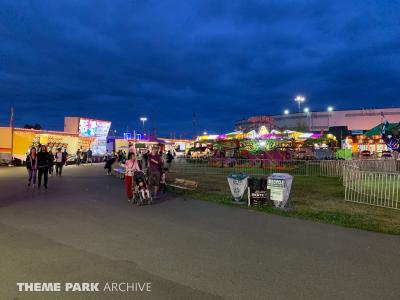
[382,121,400,152]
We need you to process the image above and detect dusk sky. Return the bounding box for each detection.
[0,0,399,137]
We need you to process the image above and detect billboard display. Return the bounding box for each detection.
[78,118,111,138]
[78,118,111,155]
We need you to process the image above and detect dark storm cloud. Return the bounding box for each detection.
[0,0,399,136]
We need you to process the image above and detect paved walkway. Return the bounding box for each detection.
[0,165,399,299]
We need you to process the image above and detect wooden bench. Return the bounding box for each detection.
[168,178,198,192]
[113,167,125,179]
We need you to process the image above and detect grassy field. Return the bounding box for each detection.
[168,170,400,235]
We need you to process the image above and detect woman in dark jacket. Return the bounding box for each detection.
[26,147,38,187]
[104,155,116,176]
[37,145,51,189]
[48,150,55,176]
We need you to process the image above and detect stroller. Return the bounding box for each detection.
[133,170,152,205]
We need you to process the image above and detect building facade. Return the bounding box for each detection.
[235,108,400,133]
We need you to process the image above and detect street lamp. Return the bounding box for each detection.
[327,106,333,128]
[203,131,207,135]
[140,117,147,134]
[284,109,289,115]
[303,107,311,130]
[294,95,306,113]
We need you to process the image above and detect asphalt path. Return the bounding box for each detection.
[0,164,399,300]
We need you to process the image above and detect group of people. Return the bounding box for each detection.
[75,148,93,166]
[25,143,175,201]
[113,146,175,201]
[26,146,67,188]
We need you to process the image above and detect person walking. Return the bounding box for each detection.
[48,149,55,176]
[87,148,93,165]
[148,146,163,199]
[166,150,174,169]
[55,148,66,176]
[160,167,168,194]
[142,149,149,172]
[63,149,68,164]
[26,147,38,187]
[104,154,116,175]
[82,151,87,165]
[124,152,141,201]
[111,150,116,160]
[76,149,81,166]
[118,150,123,163]
[37,145,51,189]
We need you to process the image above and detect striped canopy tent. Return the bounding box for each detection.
[365,123,400,137]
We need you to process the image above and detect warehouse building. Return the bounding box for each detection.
[235,108,400,133]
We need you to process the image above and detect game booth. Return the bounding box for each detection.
[341,122,400,159]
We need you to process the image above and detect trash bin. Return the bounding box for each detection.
[267,173,294,209]
[227,173,248,204]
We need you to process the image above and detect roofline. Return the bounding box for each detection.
[236,107,400,122]
[13,127,79,136]
[65,116,111,123]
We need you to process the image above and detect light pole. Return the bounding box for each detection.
[304,107,310,130]
[327,106,333,128]
[294,95,306,113]
[140,117,147,134]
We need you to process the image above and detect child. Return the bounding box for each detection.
[160,167,168,194]
[124,152,141,201]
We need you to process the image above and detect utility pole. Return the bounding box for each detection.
[9,107,14,166]
[192,112,197,139]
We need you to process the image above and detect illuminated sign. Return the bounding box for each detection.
[123,132,132,140]
[78,118,111,155]
[79,118,111,138]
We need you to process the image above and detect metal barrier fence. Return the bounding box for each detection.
[170,158,341,177]
[346,159,400,173]
[170,157,400,209]
[343,164,400,209]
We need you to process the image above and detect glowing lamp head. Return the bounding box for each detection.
[304,107,310,113]
[284,109,289,115]
[327,106,333,112]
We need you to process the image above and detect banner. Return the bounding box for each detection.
[0,127,12,162]
[0,127,12,152]
[12,130,37,160]
[115,139,129,155]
